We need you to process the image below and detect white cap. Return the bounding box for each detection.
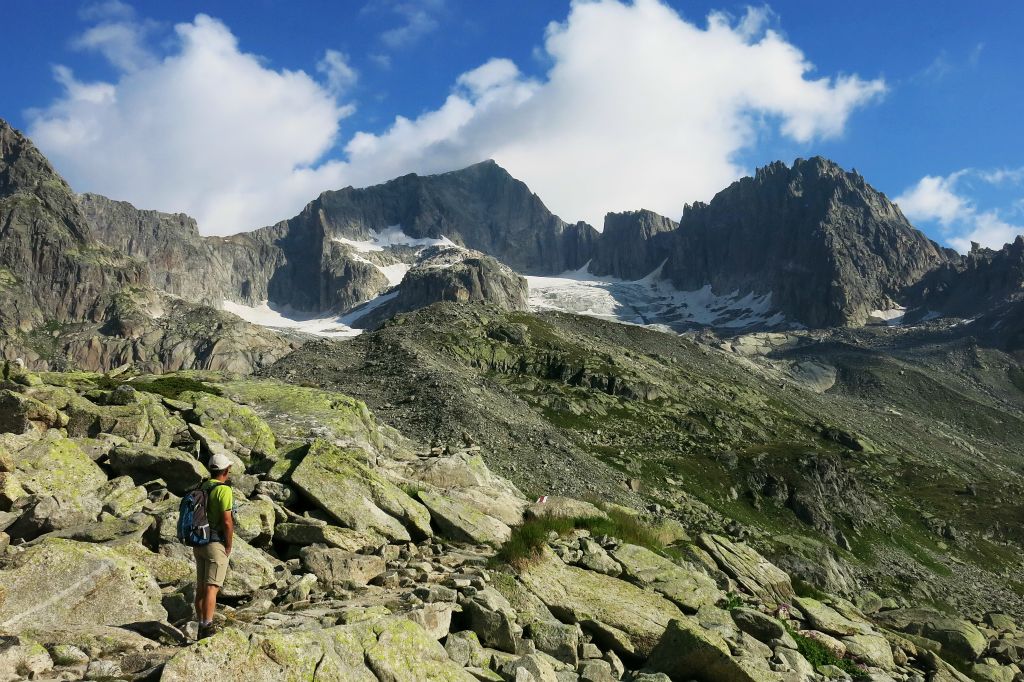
[208,453,234,472]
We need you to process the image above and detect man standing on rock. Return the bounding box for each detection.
[194,453,235,639]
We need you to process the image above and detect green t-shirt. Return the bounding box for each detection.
[203,480,234,535]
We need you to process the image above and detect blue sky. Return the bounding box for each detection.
[2,0,1022,250]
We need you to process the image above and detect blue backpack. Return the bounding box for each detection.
[176,482,223,547]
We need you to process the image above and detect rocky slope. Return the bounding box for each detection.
[78,193,281,308]
[265,303,1024,622]
[2,364,1019,682]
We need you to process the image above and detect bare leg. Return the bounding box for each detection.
[194,585,205,622]
[202,585,220,623]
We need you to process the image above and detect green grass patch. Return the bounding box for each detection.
[104,375,223,399]
[793,577,831,601]
[493,504,675,568]
[399,482,425,500]
[718,591,744,610]
[787,626,869,680]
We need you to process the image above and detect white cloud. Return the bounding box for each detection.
[29,0,885,235]
[978,167,1024,185]
[73,0,157,73]
[893,172,971,227]
[317,49,358,97]
[29,14,352,234]
[895,170,1023,252]
[374,0,444,49]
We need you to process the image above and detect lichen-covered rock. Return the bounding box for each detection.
[525,497,609,521]
[218,380,394,455]
[517,548,684,657]
[875,608,987,664]
[11,433,107,530]
[108,443,208,494]
[418,489,512,545]
[699,534,795,607]
[406,602,456,640]
[113,540,193,587]
[0,389,63,433]
[529,620,580,666]
[0,471,27,511]
[0,538,166,631]
[577,537,622,576]
[730,608,787,645]
[96,475,149,517]
[160,626,376,682]
[0,635,53,682]
[273,521,386,552]
[610,543,721,613]
[178,391,277,463]
[445,630,490,668]
[843,633,895,670]
[466,588,522,653]
[220,536,279,598]
[300,546,386,589]
[794,597,872,637]
[64,393,183,446]
[161,617,474,682]
[233,497,276,543]
[647,618,784,682]
[291,439,431,541]
[363,617,477,681]
[408,451,526,525]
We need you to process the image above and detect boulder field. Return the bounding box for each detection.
[0,365,1019,682]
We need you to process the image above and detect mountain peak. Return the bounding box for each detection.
[0,118,71,199]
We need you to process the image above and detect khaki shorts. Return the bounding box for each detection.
[193,542,229,588]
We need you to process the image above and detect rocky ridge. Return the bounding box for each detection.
[656,158,956,328]
[264,303,1024,622]
[1,364,1019,682]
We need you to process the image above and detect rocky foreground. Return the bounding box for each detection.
[0,364,1021,682]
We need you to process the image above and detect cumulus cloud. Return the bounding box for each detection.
[368,0,445,49]
[895,170,1023,252]
[29,0,885,234]
[29,14,352,233]
[317,49,358,97]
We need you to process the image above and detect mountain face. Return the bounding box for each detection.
[245,159,596,313]
[656,158,956,328]
[587,209,678,279]
[82,159,588,318]
[0,120,146,331]
[78,193,283,308]
[352,245,529,329]
[296,159,597,275]
[0,120,295,372]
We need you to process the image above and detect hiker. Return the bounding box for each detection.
[193,452,235,639]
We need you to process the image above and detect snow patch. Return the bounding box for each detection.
[379,263,410,286]
[221,300,362,338]
[333,226,459,286]
[868,307,906,326]
[525,262,787,331]
[333,226,456,253]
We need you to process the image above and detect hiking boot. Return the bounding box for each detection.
[198,623,218,640]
